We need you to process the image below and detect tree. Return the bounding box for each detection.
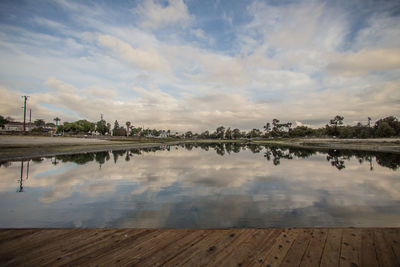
[375,122,395,137]
[225,127,232,139]
[232,128,241,139]
[113,120,119,130]
[0,115,9,127]
[329,115,344,126]
[247,128,262,138]
[130,126,142,136]
[290,126,314,137]
[215,126,225,139]
[185,131,193,138]
[199,130,210,139]
[62,120,95,134]
[326,115,344,137]
[151,129,161,137]
[112,120,127,136]
[112,120,119,136]
[263,122,271,135]
[126,121,131,137]
[96,119,109,135]
[56,125,64,134]
[374,116,400,136]
[271,119,282,137]
[76,120,95,133]
[34,119,45,127]
[53,117,61,127]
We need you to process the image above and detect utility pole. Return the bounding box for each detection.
[101,114,103,121]
[21,96,29,132]
[29,109,32,123]
[18,161,24,192]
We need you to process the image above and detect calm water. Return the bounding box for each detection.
[0,143,399,228]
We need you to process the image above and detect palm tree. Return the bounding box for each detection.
[126,121,131,137]
[53,117,61,127]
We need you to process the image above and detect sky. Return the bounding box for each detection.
[0,0,399,132]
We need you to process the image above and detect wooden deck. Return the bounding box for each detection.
[0,228,399,266]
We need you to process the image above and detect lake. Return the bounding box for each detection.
[0,143,399,228]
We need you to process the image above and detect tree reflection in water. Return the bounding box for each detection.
[1,143,398,171]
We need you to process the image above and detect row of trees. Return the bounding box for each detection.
[323,115,400,138]
[110,120,173,137]
[186,115,400,139]
[57,118,173,137]
[2,113,399,139]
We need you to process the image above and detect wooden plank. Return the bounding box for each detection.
[247,228,299,267]
[382,228,400,264]
[202,229,256,266]
[106,229,190,266]
[300,228,328,267]
[339,228,362,267]
[375,229,398,267]
[164,230,232,266]
[49,229,157,266]
[281,228,313,267]
[0,229,82,253]
[136,229,209,266]
[360,229,378,267]
[181,229,249,266]
[0,228,399,266]
[0,229,37,243]
[0,229,87,266]
[211,229,275,266]
[320,228,342,267]
[240,228,282,266]
[17,229,134,266]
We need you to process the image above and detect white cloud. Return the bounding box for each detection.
[132,0,192,29]
[97,34,171,73]
[244,1,346,51]
[3,75,399,132]
[326,48,400,76]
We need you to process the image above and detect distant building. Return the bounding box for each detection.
[159,131,168,138]
[42,125,57,134]
[1,122,35,131]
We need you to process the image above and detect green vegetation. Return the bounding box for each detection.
[1,113,399,139]
[0,115,8,127]
[57,120,95,134]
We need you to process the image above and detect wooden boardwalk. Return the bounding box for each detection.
[0,228,399,266]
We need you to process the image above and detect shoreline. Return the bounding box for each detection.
[252,138,400,154]
[0,136,399,162]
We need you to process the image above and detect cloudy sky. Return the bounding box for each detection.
[0,0,399,132]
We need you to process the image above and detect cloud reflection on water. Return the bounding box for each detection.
[0,144,399,228]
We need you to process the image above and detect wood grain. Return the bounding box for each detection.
[0,228,398,266]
